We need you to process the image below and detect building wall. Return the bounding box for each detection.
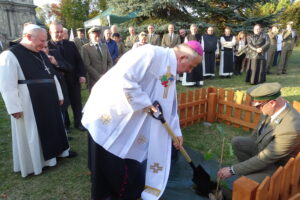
[0,0,36,48]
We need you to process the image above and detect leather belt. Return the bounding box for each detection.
[18,79,54,84]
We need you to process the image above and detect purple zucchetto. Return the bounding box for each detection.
[185,40,203,56]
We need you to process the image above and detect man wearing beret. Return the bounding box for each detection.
[218,82,300,185]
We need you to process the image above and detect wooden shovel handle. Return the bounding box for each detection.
[162,122,192,163]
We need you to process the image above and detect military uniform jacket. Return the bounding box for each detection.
[161,33,181,48]
[233,104,300,175]
[267,32,277,51]
[282,29,298,51]
[147,34,161,46]
[125,35,139,49]
[247,33,270,60]
[82,42,113,89]
[74,37,89,52]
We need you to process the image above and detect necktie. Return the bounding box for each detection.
[149,35,152,43]
[96,44,102,58]
[259,117,271,135]
[170,34,173,41]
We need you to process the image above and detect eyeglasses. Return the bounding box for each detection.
[252,100,274,109]
[255,101,269,109]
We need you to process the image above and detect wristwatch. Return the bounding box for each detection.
[229,166,236,175]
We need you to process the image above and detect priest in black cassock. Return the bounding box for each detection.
[0,24,72,177]
[201,27,219,79]
[245,24,270,85]
[182,24,203,87]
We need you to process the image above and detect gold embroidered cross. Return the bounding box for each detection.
[136,135,146,144]
[100,114,112,125]
[150,162,163,173]
[125,93,133,104]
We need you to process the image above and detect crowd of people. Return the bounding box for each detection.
[74,22,298,87]
[0,20,299,200]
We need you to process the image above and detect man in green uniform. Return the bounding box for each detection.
[277,21,298,74]
[266,25,279,74]
[73,28,89,54]
[218,82,300,184]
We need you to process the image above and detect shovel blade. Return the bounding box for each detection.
[192,165,217,197]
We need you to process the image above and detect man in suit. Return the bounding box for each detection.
[125,26,138,49]
[179,28,187,43]
[277,21,298,75]
[73,28,89,54]
[218,82,300,184]
[147,25,160,46]
[112,33,126,60]
[48,22,87,131]
[266,25,279,74]
[82,27,113,90]
[104,29,118,64]
[161,24,181,48]
[110,24,119,36]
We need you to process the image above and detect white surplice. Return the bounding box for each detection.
[82,44,182,200]
[219,36,236,76]
[0,50,67,178]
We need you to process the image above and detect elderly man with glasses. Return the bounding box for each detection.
[218,82,300,191]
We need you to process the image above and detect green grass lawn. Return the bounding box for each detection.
[0,48,299,199]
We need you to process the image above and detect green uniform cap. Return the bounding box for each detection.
[76,28,85,32]
[88,27,101,34]
[247,82,282,101]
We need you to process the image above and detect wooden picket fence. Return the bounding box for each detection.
[178,87,261,130]
[177,87,300,200]
[233,152,300,200]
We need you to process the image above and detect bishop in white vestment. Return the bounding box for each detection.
[82,42,203,200]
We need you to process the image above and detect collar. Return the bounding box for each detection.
[271,103,287,122]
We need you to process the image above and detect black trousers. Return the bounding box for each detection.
[235,54,246,74]
[65,79,83,127]
[89,137,146,200]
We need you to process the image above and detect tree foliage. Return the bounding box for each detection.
[48,0,296,36]
[36,7,47,25]
[98,0,107,12]
[36,4,57,25]
[106,0,286,35]
[55,0,90,29]
[279,1,300,38]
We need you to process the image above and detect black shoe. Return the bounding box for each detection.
[267,71,272,74]
[282,71,287,74]
[75,125,87,131]
[67,151,78,158]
